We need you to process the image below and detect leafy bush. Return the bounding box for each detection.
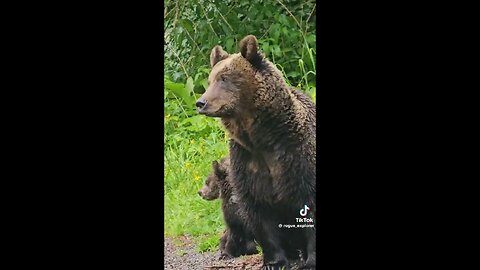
[164,0,316,90]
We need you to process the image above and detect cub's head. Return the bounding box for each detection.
[198,159,229,200]
[196,35,265,117]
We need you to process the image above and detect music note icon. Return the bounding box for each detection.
[299,205,310,216]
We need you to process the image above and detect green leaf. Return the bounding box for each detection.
[220,23,231,36]
[273,45,281,57]
[179,19,193,32]
[225,38,234,52]
[165,81,185,92]
[273,28,280,41]
[172,72,183,81]
[201,79,208,90]
[186,77,194,94]
[165,80,193,106]
[261,43,270,53]
[287,68,300,74]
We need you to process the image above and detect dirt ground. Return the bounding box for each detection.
[164,236,304,270]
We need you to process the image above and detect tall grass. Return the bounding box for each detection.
[164,86,230,251]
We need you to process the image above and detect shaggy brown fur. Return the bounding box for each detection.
[197,35,316,270]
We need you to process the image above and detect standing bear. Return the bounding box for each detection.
[196,35,316,269]
[198,157,258,259]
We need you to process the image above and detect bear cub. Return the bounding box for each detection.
[198,157,258,259]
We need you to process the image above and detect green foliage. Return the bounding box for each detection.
[164,0,316,89]
[197,233,221,253]
[164,77,228,246]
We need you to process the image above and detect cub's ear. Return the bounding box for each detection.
[210,45,229,67]
[212,160,226,178]
[212,160,220,171]
[239,35,260,64]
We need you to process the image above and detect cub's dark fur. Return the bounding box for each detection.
[198,158,257,259]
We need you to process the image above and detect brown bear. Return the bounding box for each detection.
[196,35,316,269]
[198,158,258,259]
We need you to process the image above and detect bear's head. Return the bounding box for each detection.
[198,159,228,200]
[196,35,268,118]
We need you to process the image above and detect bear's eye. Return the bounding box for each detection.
[220,75,227,82]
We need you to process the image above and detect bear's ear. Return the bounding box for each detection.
[210,45,229,67]
[212,160,220,171]
[213,160,226,177]
[239,35,260,64]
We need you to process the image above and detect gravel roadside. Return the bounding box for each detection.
[164,236,304,270]
[164,236,262,269]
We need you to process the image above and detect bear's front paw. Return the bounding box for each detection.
[218,253,233,260]
[261,266,288,270]
[244,241,259,255]
[299,266,316,270]
[299,257,316,269]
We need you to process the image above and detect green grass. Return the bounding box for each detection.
[164,103,229,252]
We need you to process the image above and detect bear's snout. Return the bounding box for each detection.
[195,99,207,109]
